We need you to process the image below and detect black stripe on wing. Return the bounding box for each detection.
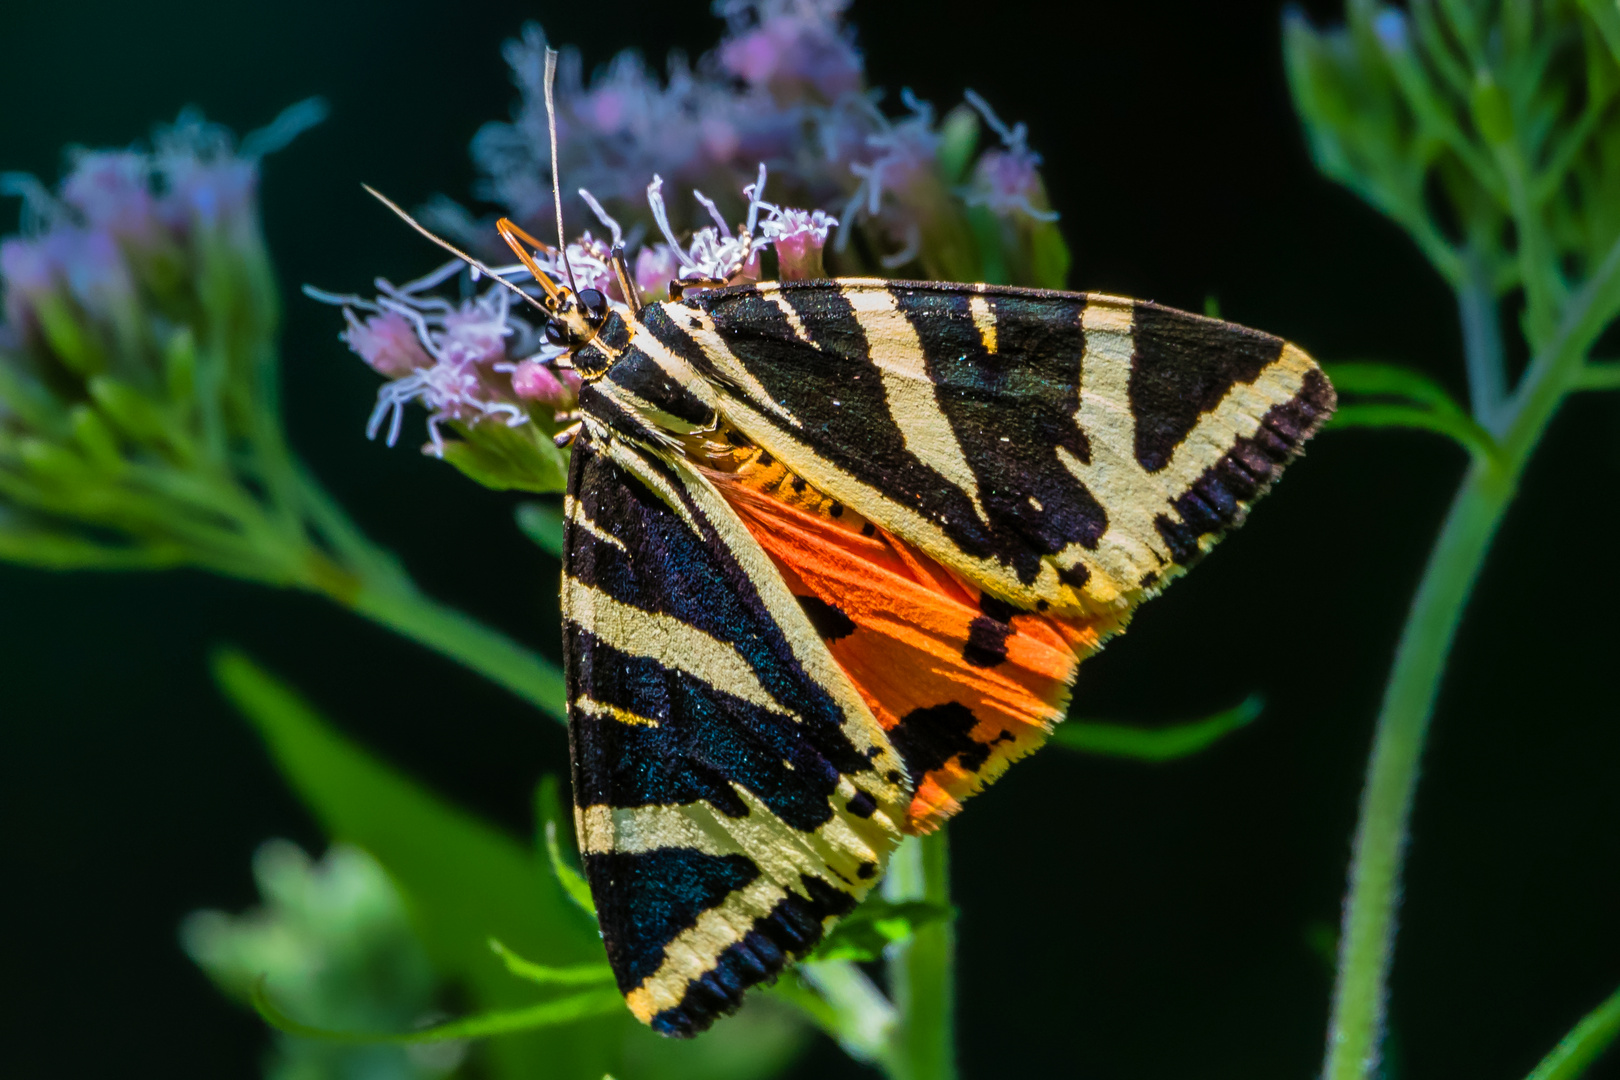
[890,285,1109,563]
[562,428,888,1034]
[690,285,1004,563]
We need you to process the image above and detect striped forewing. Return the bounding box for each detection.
[644,280,1335,621]
[561,425,906,1036]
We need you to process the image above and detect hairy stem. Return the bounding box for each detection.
[883,829,957,1080]
[1325,232,1620,1080]
[1323,456,1514,1080]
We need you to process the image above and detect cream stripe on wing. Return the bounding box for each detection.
[566,494,628,554]
[844,285,985,517]
[766,290,817,347]
[1056,298,1313,603]
[968,293,997,354]
[604,783,892,1023]
[577,785,893,875]
[564,577,785,714]
[656,302,803,428]
[624,876,788,1022]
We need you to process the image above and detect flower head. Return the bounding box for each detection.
[960,91,1059,223]
[715,0,864,103]
[316,165,840,484]
[0,102,333,573]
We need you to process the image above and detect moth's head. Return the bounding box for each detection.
[494,216,636,382]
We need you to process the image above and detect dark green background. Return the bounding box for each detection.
[2,2,1617,1077]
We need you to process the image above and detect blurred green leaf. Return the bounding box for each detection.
[936,104,980,185]
[1524,982,1620,1080]
[1053,694,1263,762]
[211,649,621,1080]
[1576,361,1620,389]
[440,421,567,494]
[1579,0,1620,69]
[807,898,955,963]
[535,775,597,917]
[489,939,613,987]
[1323,362,1498,459]
[1025,208,1071,291]
[515,500,565,559]
[213,650,807,1080]
[254,977,625,1044]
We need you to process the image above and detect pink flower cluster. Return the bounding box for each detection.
[318,168,835,454]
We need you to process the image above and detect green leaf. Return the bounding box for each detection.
[806,897,955,963]
[69,405,124,472]
[1580,0,1620,68]
[535,775,597,917]
[936,103,980,185]
[440,421,567,493]
[1322,361,1466,407]
[515,500,566,560]
[87,376,171,445]
[1026,212,1071,291]
[214,650,806,1080]
[1322,362,1499,459]
[211,649,622,1080]
[489,939,613,987]
[253,977,624,1044]
[1524,982,1620,1080]
[1576,361,1620,390]
[1052,694,1263,762]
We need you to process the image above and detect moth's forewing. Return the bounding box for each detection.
[561,426,906,1036]
[650,280,1334,620]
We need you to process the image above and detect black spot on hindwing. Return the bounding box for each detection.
[888,702,990,777]
[796,594,857,641]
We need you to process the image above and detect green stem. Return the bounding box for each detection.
[337,573,568,723]
[1322,457,1515,1080]
[1324,231,1620,1080]
[1524,981,1620,1080]
[1457,249,1507,431]
[882,829,957,1080]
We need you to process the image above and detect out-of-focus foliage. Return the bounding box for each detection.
[1286,5,1620,1079]
[0,102,337,576]
[183,840,462,1080]
[1285,0,1620,393]
[211,650,810,1080]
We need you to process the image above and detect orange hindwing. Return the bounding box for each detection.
[705,449,1113,833]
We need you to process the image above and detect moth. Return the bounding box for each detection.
[373,191,1334,1038]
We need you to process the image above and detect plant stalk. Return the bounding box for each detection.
[1322,456,1514,1080]
[1325,232,1620,1080]
[883,829,957,1080]
[340,573,568,722]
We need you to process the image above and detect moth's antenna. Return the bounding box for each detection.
[362,184,557,313]
[543,47,578,296]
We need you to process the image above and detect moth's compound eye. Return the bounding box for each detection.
[543,320,573,347]
[577,288,608,324]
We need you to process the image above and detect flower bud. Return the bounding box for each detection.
[509,358,579,410]
[763,208,836,280]
[341,310,432,378]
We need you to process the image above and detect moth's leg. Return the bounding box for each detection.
[668,275,733,301]
[610,245,642,315]
[554,420,583,448]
